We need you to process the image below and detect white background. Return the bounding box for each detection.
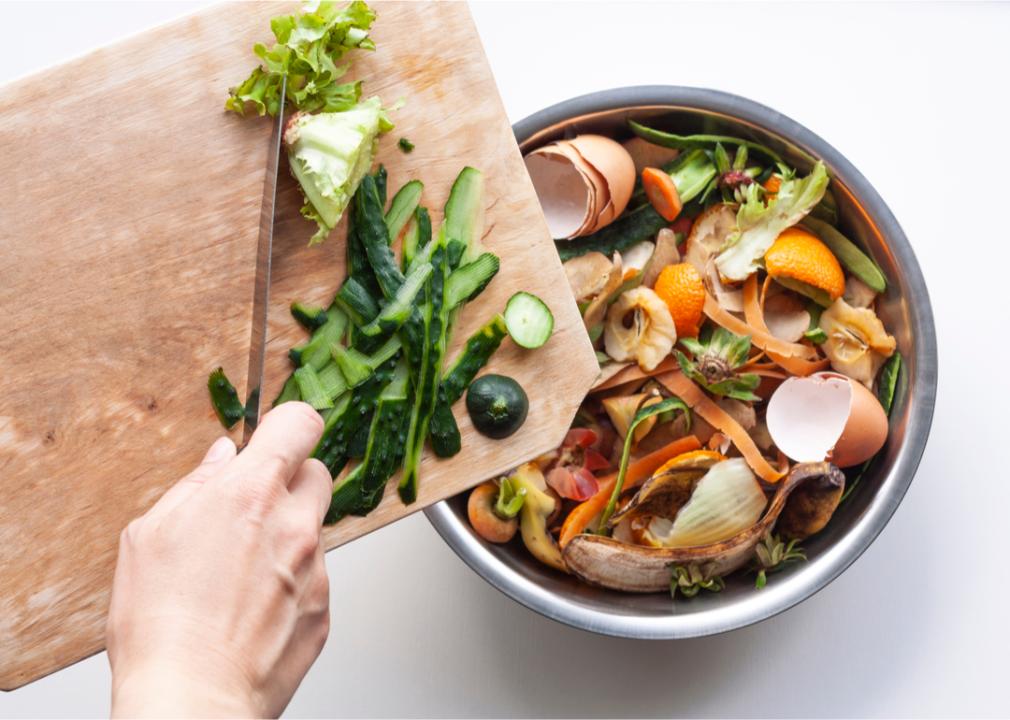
[2,2,1008,718]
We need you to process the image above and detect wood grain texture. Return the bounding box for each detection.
[0,1,597,690]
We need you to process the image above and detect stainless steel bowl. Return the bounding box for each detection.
[425,86,937,638]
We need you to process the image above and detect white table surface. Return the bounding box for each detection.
[2,2,1007,717]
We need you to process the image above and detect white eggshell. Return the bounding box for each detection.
[766,374,852,463]
[524,148,593,239]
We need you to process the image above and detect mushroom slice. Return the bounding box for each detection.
[763,290,810,343]
[562,462,834,592]
[641,228,681,288]
[564,251,614,302]
[582,253,624,335]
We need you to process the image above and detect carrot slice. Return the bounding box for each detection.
[591,356,679,393]
[704,291,818,361]
[558,435,702,547]
[742,275,829,377]
[642,167,683,222]
[657,370,785,483]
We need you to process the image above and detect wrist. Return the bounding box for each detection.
[111,657,259,718]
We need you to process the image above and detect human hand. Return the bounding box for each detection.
[107,402,333,718]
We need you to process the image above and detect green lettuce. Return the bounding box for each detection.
[715,161,829,281]
[226,1,377,116]
[285,97,393,245]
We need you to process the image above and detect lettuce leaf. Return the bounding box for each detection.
[226,1,377,116]
[285,97,393,245]
[715,161,829,282]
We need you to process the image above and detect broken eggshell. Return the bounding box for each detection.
[524,135,636,239]
[767,371,888,468]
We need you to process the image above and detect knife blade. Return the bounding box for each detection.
[243,76,288,443]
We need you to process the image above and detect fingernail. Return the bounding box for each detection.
[204,436,234,463]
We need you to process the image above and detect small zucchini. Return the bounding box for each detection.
[466,374,529,439]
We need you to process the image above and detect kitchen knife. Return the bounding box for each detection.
[243,76,287,443]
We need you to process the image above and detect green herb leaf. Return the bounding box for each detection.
[226,1,377,116]
[398,137,415,153]
[877,351,902,415]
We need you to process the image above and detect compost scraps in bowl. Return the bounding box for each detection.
[467,123,903,599]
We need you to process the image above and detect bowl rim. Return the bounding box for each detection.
[424,85,938,639]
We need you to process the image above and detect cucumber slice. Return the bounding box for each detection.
[504,292,554,349]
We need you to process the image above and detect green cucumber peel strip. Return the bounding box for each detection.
[384,180,423,246]
[272,373,301,406]
[629,119,783,163]
[597,396,691,532]
[401,205,431,272]
[327,360,411,521]
[359,261,433,337]
[429,313,509,458]
[444,252,500,309]
[290,302,328,331]
[316,362,348,400]
[208,367,244,429]
[294,365,334,410]
[355,173,405,299]
[399,237,449,503]
[313,359,397,478]
[289,307,348,370]
[443,166,485,266]
[335,276,380,325]
[801,215,887,292]
[330,335,402,388]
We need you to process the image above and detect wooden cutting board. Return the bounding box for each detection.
[0,1,597,690]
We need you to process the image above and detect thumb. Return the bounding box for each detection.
[145,437,237,520]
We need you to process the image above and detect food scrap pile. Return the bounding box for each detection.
[466,123,902,597]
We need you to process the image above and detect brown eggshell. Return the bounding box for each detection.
[554,140,611,236]
[821,372,889,467]
[567,134,636,224]
[523,146,594,239]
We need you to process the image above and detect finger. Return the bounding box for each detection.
[287,459,333,527]
[227,402,324,489]
[146,436,237,520]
